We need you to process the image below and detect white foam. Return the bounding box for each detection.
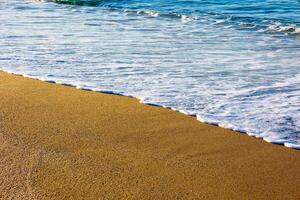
[284,142,300,150]
[215,19,226,24]
[218,123,234,129]
[263,138,288,145]
[255,135,265,139]
[181,15,190,23]
[179,109,189,115]
[246,132,257,137]
[196,115,205,123]
[162,105,171,109]
[140,10,159,17]
[188,113,197,117]
[75,85,93,91]
[266,23,300,34]
[171,107,178,111]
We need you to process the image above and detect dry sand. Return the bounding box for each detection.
[0,71,300,200]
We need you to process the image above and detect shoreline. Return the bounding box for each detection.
[1,71,300,199]
[2,69,299,150]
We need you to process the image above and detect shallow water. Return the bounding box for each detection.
[1,0,300,148]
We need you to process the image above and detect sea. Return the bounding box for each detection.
[1,0,300,149]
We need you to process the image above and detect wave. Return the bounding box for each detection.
[266,23,300,35]
[123,9,192,23]
[38,0,300,36]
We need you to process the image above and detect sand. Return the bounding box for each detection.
[0,71,300,200]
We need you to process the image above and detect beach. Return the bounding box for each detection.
[2,0,300,148]
[0,71,299,199]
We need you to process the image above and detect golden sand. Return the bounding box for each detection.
[0,71,300,199]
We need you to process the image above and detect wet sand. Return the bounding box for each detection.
[0,71,300,199]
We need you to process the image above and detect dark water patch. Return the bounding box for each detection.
[51,0,121,7]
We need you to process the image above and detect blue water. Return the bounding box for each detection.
[1,0,300,149]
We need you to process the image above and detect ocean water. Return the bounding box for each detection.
[1,0,300,149]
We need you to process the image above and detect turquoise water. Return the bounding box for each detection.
[1,0,300,149]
